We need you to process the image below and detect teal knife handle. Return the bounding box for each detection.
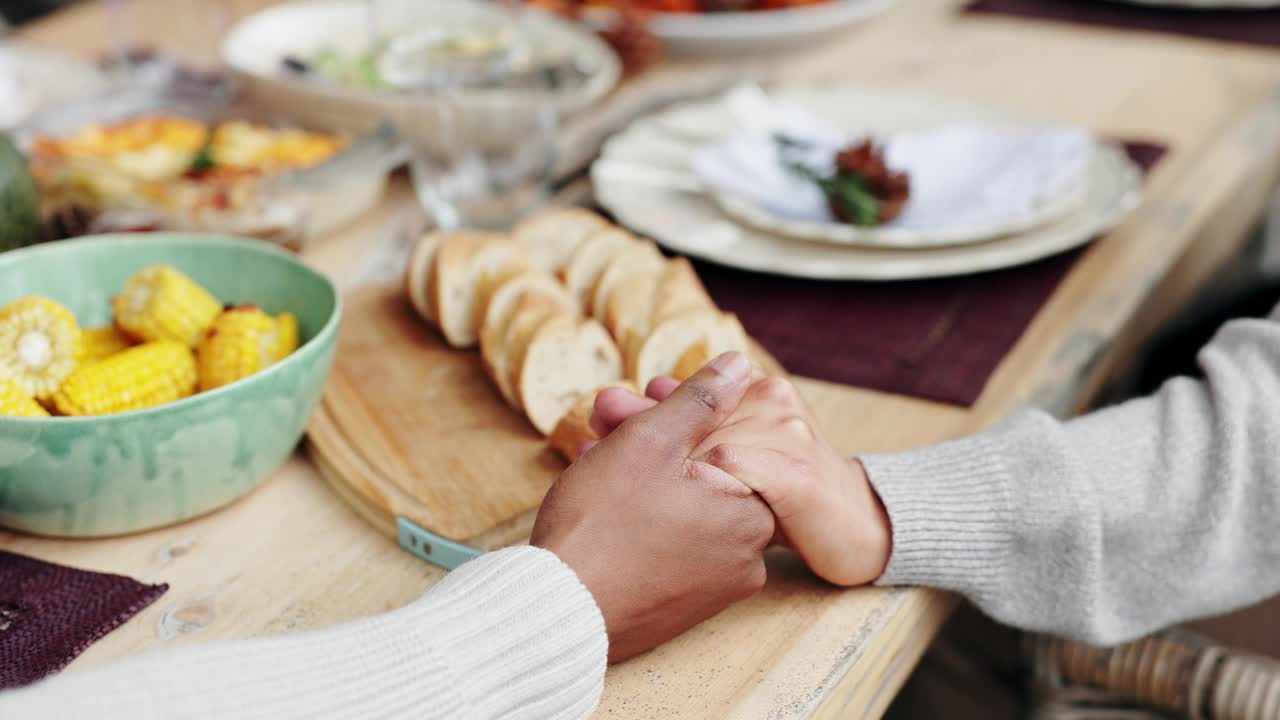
[396,516,484,570]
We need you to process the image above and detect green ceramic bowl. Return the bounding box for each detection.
[0,233,340,537]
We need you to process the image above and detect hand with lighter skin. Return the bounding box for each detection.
[592,363,893,588]
[530,352,776,663]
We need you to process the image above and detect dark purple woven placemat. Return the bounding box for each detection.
[697,141,1166,407]
[0,550,168,689]
[964,0,1280,48]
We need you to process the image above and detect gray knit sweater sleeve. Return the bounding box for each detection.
[860,307,1280,645]
[0,546,607,719]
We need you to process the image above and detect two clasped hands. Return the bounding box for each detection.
[532,351,890,662]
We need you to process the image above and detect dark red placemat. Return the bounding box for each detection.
[0,551,168,689]
[964,0,1280,48]
[697,141,1166,407]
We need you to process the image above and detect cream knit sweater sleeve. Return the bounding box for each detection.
[0,546,607,719]
[862,306,1280,645]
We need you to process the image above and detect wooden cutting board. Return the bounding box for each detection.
[307,281,784,568]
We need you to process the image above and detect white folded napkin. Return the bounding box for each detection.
[691,101,1093,233]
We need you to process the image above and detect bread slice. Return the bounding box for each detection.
[517,315,623,435]
[561,227,636,308]
[434,233,527,348]
[632,310,743,387]
[484,295,568,407]
[670,314,750,381]
[548,380,639,463]
[650,257,715,328]
[404,232,443,325]
[603,257,715,375]
[588,241,665,322]
[478,269,576,353]
[512,207,610,273]
[602,266,662,343]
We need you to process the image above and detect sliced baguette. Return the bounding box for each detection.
[404,231,442,325]
[670,314,751,381]
[485,295,568,407]
[434,233,527,348]
[561,227,636,307]
[517,315,623,435]
[605,257,715,376]
[548,380,639,463]
[588,241,664,322]
[602,266,662,343]
[631,309,740,387]
[512,207,610,273]
[478,269,577,353]
[651,257,715,327]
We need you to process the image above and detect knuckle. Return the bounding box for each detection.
[683,382,721,414]
[756,377,794,402]
[615,419,664,450]
[703,443,738,472]
[776,414,815,440]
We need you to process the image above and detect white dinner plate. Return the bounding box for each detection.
[648,0,895,56]
[611,86,1096,249]
[592,87,1143,280]
[595,142,1140,281]
[221,0,621,135]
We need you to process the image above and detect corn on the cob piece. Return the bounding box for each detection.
[53,340,197,416]
[0,296,82,401]
[0,377,49,417]
[197,307,299,392]
[113,266,221,348]
[78,324,135,363]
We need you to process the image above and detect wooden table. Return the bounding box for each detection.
[6,1,1280,717]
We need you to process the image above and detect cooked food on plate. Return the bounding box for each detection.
[27,115,345,242]
[403,207,757,459]
[782,138,910,226]
[0,265,300,417]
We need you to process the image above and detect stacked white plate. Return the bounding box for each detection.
[647,0,895,56]
[591,86,1144,281]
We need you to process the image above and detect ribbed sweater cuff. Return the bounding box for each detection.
[412,546,609,718]
[859,432,1015,602]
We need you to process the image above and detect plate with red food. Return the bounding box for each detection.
[591,85,1143,280]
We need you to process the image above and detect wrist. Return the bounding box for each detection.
[848,457,892,581]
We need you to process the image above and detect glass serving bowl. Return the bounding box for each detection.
[14,60,404,250]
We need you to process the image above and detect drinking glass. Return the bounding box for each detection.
[380,2,558,230]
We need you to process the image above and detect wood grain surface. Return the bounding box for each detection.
[3,0,1279,718]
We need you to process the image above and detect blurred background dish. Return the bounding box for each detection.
[0,43,108,130]
[639,0,894,56]
[221,0,622,136]
[592,85,1144,279]
[12,65,400,250]
[595,141,1141,280]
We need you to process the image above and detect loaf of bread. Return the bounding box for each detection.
[404,209,764,452]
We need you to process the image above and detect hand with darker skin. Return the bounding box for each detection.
[530,352,776,663]
[593,372,892,588]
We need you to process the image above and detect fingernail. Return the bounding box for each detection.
[709,351,750,384]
